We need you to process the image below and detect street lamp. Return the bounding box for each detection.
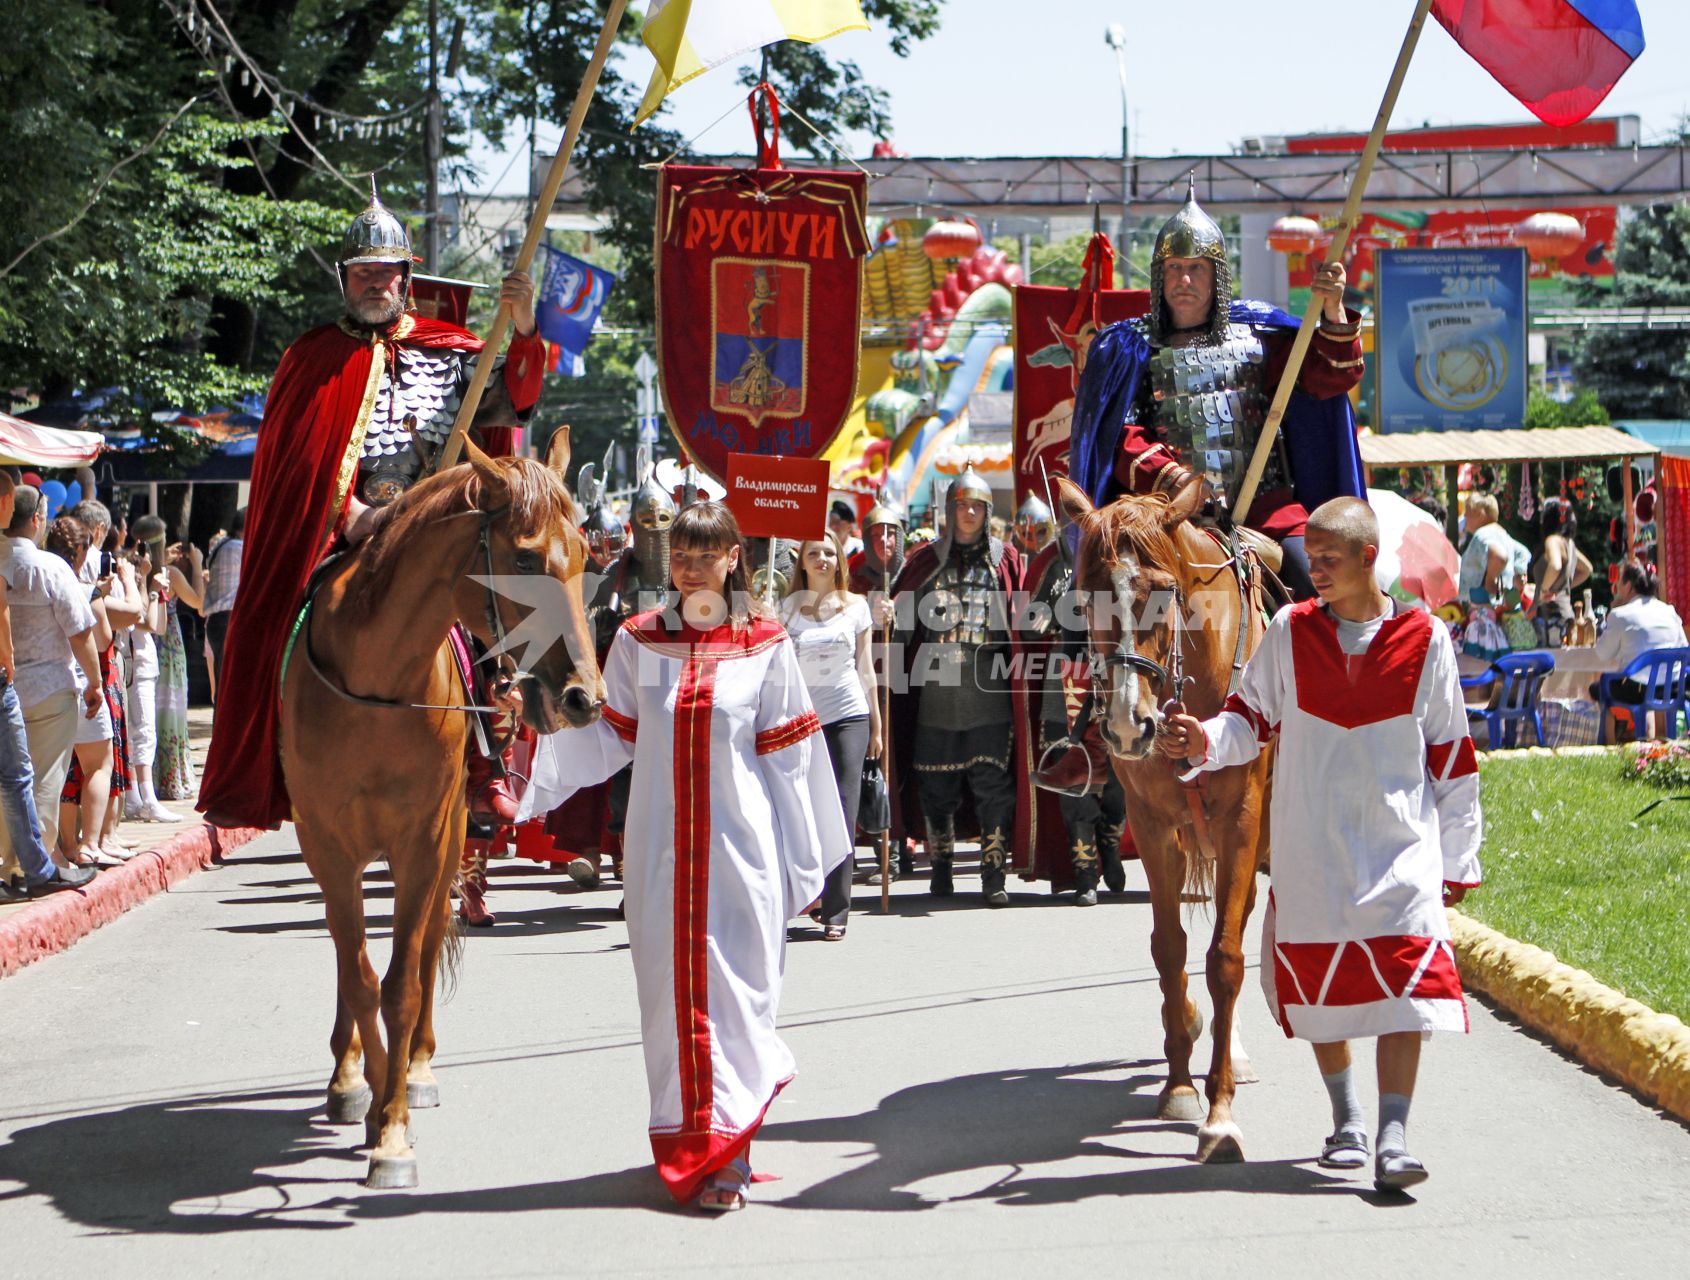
[1105,24,1131,268]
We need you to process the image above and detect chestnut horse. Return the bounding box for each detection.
[1056,478,1272,1163]
[281,438,603,1189]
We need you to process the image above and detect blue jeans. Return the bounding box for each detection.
[0,679,52,885]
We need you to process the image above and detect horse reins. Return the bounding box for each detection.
[302,503,525,720]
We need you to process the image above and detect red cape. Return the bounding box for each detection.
[198,315,543,829]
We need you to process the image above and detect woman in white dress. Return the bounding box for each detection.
[779,533,879,940]
[519,501,850,1212]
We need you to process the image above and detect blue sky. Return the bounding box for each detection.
[472,0,1688,192]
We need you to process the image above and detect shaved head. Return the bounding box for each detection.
[1306,496,1379,555]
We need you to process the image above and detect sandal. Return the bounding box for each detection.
[1374,1148,1428,1192]
[695,1157,751,1213]
[1318,1129,1370,1170]
[823,925,846,942]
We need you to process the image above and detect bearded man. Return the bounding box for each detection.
[198,186,546,830]
[1068,179,1366,598]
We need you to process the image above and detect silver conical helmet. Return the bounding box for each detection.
[1148,174,1233,344]
[933,465,998,569]
[629,456,676,591]
[338,177,414,310]
[1015,492,1054,551]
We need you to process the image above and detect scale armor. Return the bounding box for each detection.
[1145,323,1272,508]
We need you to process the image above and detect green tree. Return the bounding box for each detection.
[1571,201,1690,420]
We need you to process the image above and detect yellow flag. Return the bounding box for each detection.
[636,0,870,127]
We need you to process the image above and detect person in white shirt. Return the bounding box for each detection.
[828,501,864,560]
[1591,562,1689,712]
[779,532,881,940]
[0,487,103,880]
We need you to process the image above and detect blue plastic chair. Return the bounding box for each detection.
[1596,646,1690,743]
[1461,651,1556,749]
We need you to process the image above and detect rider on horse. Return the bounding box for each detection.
[198,184,547,832]
[1067,177,1368,599]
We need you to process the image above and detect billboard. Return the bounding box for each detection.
[1374,247,1529,434]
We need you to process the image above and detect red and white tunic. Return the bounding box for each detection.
[1187,601,1483,1041]
[518,612,851,1200]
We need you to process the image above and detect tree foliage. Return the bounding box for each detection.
[1,0,945,466]
[1572,201,1690,420]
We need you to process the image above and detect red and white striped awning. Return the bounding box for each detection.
[0,413,105,467]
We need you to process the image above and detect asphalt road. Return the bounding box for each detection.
[1,828,1687,1278]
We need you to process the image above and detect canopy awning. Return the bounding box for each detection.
[1359,425,1658,469]
[0,413,105,468]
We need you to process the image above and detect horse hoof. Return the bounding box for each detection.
[1158,1087,1205,1123]
[325,1086,372,1124]
[1196,1121,1245,1164]
[407,1080,440,1109]
[1232,1058,1260,1086]
[365,1155,419,1190]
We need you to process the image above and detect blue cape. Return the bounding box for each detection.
[1068,299,1365,516]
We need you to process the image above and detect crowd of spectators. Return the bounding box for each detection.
[0,473,245,902]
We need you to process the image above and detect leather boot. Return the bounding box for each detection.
[458,841,495,927]
[1071,836,1100,906]
[926,820,955,898]
[980,829,1010,908]
[899,839,916,878]
[466,744,519,824]
[606,829,625,882]
[1099,820,1128,894]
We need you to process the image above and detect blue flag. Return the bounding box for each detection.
[536,246,616,377]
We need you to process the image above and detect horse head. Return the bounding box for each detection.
[459,432,605,734]
[1056,477,1203,761]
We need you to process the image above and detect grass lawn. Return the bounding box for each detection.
[1469,752,1690,1023]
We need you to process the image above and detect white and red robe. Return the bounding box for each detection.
[518,611,851,1200]
[1186,600,1483,1041]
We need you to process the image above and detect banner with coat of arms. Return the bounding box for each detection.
[1012,235,1149,506]
[655,156,868,483]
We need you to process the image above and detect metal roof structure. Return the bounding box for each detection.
[544,146,1690,215]
[1359,425,1656,468]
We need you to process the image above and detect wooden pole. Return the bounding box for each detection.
[437,0,630,471]
[880,571,893,915]
[1232,0,1436,524]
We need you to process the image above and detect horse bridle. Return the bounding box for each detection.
[1090,579,1190,727]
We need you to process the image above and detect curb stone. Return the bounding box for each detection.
[0,824,264,979]
[1449,908,1690,1124]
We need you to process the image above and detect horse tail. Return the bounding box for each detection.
[437,895,466,1001]
[1182,840,1216,913]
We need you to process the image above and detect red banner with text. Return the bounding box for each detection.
[656,163,869,484]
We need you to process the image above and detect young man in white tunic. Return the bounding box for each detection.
[519,502,851,1212]
[1160,496,1482,1193]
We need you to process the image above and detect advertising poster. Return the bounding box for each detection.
[1374,247,1529,433]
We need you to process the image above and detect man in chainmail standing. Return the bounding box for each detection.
[887,468,1024,907]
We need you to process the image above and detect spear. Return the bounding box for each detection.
[437,0,631,471]
[1231,0,1436,524]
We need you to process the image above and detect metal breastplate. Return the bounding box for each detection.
[1146,323,1272,507]
[929,553,998,648]
[361,346,470,503]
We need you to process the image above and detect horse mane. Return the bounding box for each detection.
[346,456,576,620]
[1079,492,1183,580]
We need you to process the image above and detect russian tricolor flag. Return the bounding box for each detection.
[1431,0,1646,127]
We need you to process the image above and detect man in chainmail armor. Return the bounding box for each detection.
[199,183,547,834]
[1067,177,1367,599]
[887,468,1024,906]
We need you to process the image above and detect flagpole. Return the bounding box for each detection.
[1231,0,1436,524]
[438,0,631,471]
